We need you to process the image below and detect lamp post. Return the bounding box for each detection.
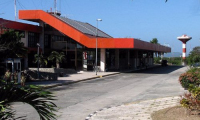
[96,19,102,75]
[37,43,40,79]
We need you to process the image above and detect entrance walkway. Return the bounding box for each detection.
[26,65,159,88]
[27,71,120,88]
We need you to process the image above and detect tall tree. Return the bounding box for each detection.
[150,38,159,44]
[0,30,28,59]
[187,46,200,65]
[48,51,66,68]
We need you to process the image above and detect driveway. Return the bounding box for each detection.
[12,66,187,120]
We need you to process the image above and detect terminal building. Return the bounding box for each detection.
[0,10,171,71]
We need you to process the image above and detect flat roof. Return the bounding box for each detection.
[0,18,42,33]
[18,10,170,52]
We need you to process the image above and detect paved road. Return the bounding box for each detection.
[13,66,187,120]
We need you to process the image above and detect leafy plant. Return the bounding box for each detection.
[179,72,200,89]
[34,54,48,67]
[187,46,200,65]
[48,51,65,68]
[150,38,159,44]
[180,85,200,114]
[0,30,28,59]
[0,81,58,120]
[154,57,161,64]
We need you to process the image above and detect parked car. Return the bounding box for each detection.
[191,62,200,68]
[161,60,168,66]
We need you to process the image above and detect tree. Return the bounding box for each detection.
[48,51,66,68]
[150,38,159,44]
[0,81,58,120]
[34,54,48,67]
[0,30,28,59]
[187,46,200,65]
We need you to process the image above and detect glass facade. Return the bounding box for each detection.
[44,34,51,48]
[28,32,39,47]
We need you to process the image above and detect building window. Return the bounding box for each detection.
[44,34,51,48]
[28,32,39,47]
[52,35,65,42]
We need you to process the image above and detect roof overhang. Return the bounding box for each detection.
[19,10,171,52]
[0,18,42,33]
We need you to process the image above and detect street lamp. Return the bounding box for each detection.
[37,43,40,79]
[96,19,102,75]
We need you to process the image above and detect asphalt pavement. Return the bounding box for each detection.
[19,65,187,120]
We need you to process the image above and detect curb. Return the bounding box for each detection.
[30,65,159,89]
[40,72,121,89]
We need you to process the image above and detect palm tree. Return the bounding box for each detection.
[34,54,48,67]
[0,82,58,120]
[48,51,66,68]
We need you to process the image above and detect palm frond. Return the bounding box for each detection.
[0,83,58,120]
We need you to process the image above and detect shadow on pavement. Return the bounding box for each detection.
[130,65,184,74]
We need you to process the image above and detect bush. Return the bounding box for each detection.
[179,68,200,115]
[179,73,199,89]
[154,57,161,64]
[180,85,200,114]
[179,68,200,89]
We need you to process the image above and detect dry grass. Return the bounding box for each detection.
[151,106,200,120]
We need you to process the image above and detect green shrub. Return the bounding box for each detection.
[179,68,200,114]
[179,68,200,89]
[180,85,200,113]
[154,57,161,64]
[179,73,199,89]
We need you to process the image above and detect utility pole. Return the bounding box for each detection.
[54,0,57,14]
[14,0,17,21]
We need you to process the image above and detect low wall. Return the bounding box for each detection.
[27,70,58,81]
[27,68,77,81]
[29,68,77,74]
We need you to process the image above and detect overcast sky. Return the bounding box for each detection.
[1,0,200,54]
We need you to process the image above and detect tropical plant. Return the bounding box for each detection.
[180,85,200,114]
[0,81,58,120]
[0,30,28,59]
[150,38,159,44]
[154,57,161,64]
[34,54,48,67]
[48,51,66,68]
[179,72,200,89]
[187,46,200,65]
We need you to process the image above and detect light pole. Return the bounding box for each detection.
[96,19,102,75]
[37,43,40,79]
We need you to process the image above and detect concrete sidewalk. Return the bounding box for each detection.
[26,71,121,88]
[26,65,159,88]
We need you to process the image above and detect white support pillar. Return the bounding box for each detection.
[100,48,106,72]
[161,52,164,60]
[115,49,119,70]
